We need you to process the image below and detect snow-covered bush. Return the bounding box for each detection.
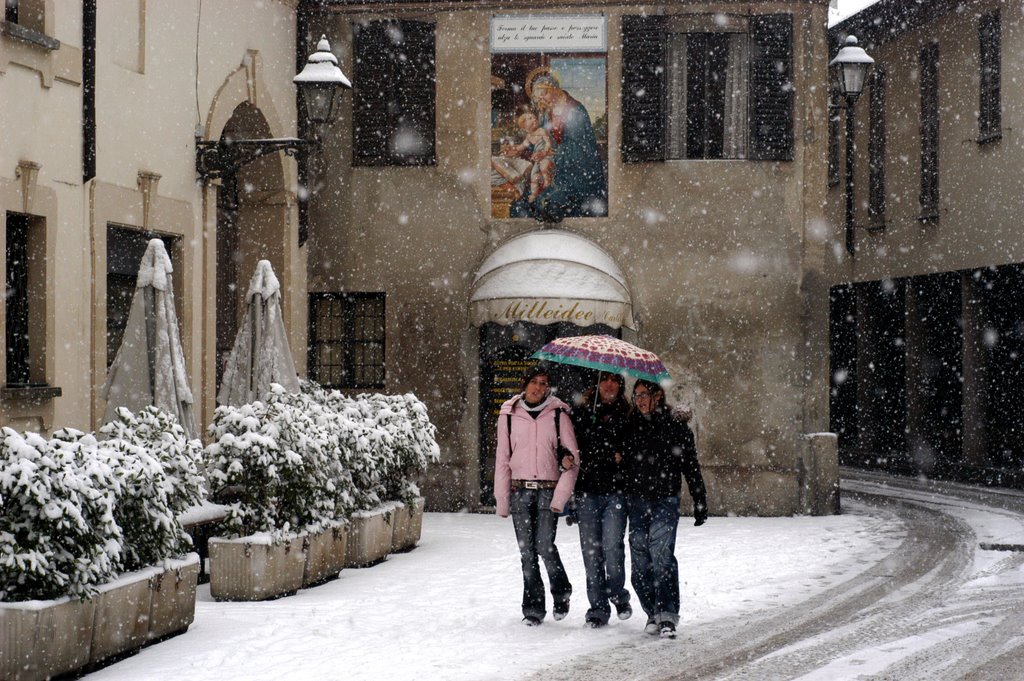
[206,392,353,540]
[299,381,440,508]
[0,429,121,601]
[0,407,206,601]
[205,382,439,539]
[97,407,207,570]
[100,406,206,515]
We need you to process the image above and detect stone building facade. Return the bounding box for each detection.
[827,0,1024,487]
[301,0,839,515]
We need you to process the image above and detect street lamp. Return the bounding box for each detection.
[830,35,874,256]
[196,35,350,181]
[294,35,352,135]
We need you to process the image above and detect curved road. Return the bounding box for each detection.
[527,471,1024,681]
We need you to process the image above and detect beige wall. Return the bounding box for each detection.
[307,1,834,515]
[1,1,305,437]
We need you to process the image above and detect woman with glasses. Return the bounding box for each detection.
[622,379,708,639]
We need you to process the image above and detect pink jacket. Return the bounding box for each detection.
[494,394,580,517]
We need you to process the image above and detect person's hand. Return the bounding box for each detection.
[561,454,575,470]
[614,452,622,464]
[549,505,563,515]
[497,510,509,519]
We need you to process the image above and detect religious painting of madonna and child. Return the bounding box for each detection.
[490,15,608,221]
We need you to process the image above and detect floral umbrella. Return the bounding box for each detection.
[531,335,671,384]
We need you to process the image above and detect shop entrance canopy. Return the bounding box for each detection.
[469,229,634,330]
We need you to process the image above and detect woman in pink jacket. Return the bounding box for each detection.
[494,364,581,625]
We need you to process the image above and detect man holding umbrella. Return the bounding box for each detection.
[494,363,580,626]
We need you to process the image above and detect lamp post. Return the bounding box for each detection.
[830,35,874,256]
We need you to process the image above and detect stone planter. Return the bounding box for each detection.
[209,534,306,601]
[0,554,199,681]
[147,556,200,641]
[390,497,426,552]
[346,506,395,567]
[302,523,348,587]
[88,569,154,663]
[1,595,94,681]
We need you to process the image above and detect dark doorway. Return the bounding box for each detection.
[975,264,1024,481]
[829,283,858,463]
[856,279,908,471]
[907,272,962,477]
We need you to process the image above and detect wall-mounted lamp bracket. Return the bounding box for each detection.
[196,137,309,181]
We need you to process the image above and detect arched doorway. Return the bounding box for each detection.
[469,229,634,505]
[214,103,288,390]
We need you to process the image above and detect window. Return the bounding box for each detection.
[5,212,46,386]
[868,67,886,228]
[919,43,939,222]
[352,19,435,166]
[622,13,792,163]
[4,0,43,33]
[978,11,1001,143]
[309,293,385,389]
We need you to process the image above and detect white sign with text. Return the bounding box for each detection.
[490,15,607,53]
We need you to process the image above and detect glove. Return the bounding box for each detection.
[694,504,708,526]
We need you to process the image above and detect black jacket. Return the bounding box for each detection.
[571,399,629,495]
[622,408,708,520]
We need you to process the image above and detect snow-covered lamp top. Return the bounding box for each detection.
[829,35,874,100]
[294,35,351,125]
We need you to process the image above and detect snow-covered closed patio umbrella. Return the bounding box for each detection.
[102,238,199,438]
[217,259,299,407]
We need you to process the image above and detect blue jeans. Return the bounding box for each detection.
[576,492,629,624]
[510,488,572,620]
[628,496,680,625]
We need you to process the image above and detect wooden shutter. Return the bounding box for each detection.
[868,67,886,227]
[352,21,393,166]
[394,20,436,165]
[978,11,1001,143]
[919,43,939,221]
[621,14,666,163]
[352,20,436,166]
[748,14,793,161]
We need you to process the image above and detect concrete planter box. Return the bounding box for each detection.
[390,497,425,552]
[209,534,306,601]
[0,554,199,681]
[302,523,349,587]
[0,595,94,681]
[346,506,395,567]
[147,556,200,640]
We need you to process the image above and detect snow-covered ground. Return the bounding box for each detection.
[87,503,903,681]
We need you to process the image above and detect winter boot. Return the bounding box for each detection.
[644,617,659,636]
[522,615,542,627]
[615,601,633,621]
[553,599,570,621]
[659,622,676,639]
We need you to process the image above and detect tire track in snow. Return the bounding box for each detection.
[525,478,1024,681]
